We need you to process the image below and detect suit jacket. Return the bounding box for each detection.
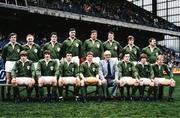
[99,59,118,80]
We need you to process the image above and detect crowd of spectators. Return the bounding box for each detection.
[0,0,179,31]
[158,45,180,68]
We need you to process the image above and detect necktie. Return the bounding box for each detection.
[107,60,112,77]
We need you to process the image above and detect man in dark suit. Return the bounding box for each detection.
[99,50,119,99]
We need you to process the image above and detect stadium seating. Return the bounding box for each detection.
[25,0,180,32]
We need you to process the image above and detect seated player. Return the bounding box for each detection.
[58,51,80,101]
[80,51,102,102]
[11,51,35,103]
[136,53,154,100]
[117,52,139,100]
[36,50,59,102]
[99,51,119,99]
[152,55,176,101]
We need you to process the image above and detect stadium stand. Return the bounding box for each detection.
[24,0,180,32]
[0,0,179,32]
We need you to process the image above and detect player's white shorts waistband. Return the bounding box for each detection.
[61,77,78,85]
[15,77,33,85]
[121,76,133,83]
[140,78,154,86]
[5,61,16,72]
[39,76,57,84]
[154,77,165,84]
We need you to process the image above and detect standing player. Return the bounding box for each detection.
[136,53,154,100]
[80,52,102,102]
[11,51,35,103]
[152,55,175,101]
[122,35,140,64]
[2,33,22,98]
[83,30,104,64]
[103,31,122,63]
[43,32,62,63]
[61,28,82,65]
[142,37,161,64]
[22,34,41,97]
[117,53,139,100]
[36,50,59,102]
[58,51,80,101]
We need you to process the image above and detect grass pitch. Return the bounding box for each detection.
[0,75,180,117]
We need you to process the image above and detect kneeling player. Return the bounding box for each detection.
[11,51,35,103]
[36,50,59,102]
[152,55,176,101]
[80,52,102,102]
[136,54,154,100]
[58,51,80,101]
[117,53,139,100]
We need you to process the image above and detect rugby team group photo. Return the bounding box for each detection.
[1,28,176,103]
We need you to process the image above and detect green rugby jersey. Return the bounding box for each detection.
[136,62,154,79]
[80,61,99,77]
[83,39,104,58]
[36,59,59,78]
[11,60,35,79]
[122,45,140,61]
[141,46,161,64]
[103,40,122,58]
[61,38,82,57]
[59,60,79,77]
[22,43,41,62]
[117,61,138,78]
[152,63,173,78]
[2,42,22,61]
[43,42,62,59]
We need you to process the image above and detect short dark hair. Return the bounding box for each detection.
[20,50,28,57]
[50,32,57,37]
[91,30,97,34]
[108,31,114,35]
[148,37,156,43]
[8,33,17,39]
[44,50,51,55]
[66,51,73,56]
[122,52,130,57]
[127,35,134,41]
[86,51,94,56]
[139,53,148,60]
[69,28,76,32]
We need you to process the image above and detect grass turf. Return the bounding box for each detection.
[0,75,180,117]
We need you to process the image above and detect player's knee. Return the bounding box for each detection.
[58,79,63,86]
[11,79,17,86]
[29,79,35,87]
[154,80,159,86]
[170,80,176,87]
[38,79,43,87]
[76,78,81,86]
[134,80,139,86]
[119,80,125,87]
[102,79,107,85]
[98,79,102,86]
[150,82,155,86]
[80,80,85,86]
[139,79,144,86]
